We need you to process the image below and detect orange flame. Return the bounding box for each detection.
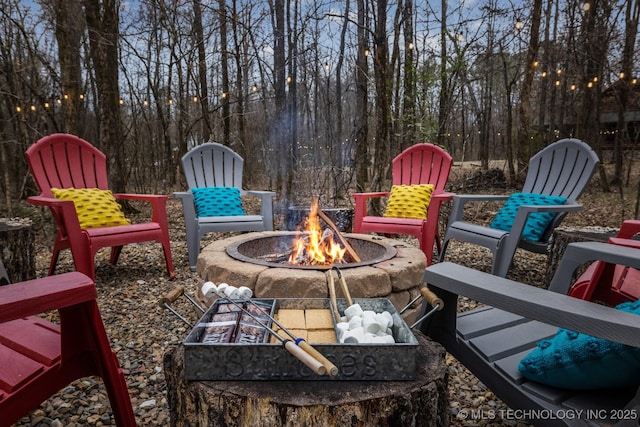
[288,200,347,265]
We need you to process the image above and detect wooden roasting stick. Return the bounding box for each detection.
[326,271,342,322]
[332,267,353,307]
[215,293,327,376]
[420,287,443,311]
[317,209,362,263]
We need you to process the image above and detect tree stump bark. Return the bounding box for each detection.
[0,218,36,284]
[544,228,617,288]
[164,331,449,427]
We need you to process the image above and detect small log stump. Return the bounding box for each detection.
[164,331,449,427]
[0,218,36,284]
[544,227,617,288]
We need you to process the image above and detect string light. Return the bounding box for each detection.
[192,96,198,102]
[408,42,414,50]
[515,18,523,31]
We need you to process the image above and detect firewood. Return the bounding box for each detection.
[317,209,362,262]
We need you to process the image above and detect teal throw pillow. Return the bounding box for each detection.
[192,187,246,217]
[488,192,567,242]
[518,298,640,390]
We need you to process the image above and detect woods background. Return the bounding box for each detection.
[1,0,639,217]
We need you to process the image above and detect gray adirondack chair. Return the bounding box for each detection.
[421,242,640,426]
[174,143,275,271]
[440,138,599,277]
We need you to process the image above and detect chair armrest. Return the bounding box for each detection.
[353,191,390,199]
[246,191,275,229]
[114,193,168,203]
[448,194,509,224]
[617,220,640,239]
[173,191,197,220]
[114,193,168,224]
[431,191,455,202]
[245,190,276,199]
[550,241,640,293]
[424,259,640,347]
[27,195,84,239]
[0,272,95,323]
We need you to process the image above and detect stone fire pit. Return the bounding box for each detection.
[195,231,427,323]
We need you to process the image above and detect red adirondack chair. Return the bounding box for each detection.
[25,133,174,280]
[569,219,640,306]
[0,269,136,426]
[352,143,454,265]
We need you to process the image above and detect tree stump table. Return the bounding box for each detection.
[544,227,618,288]
[164,331,449,427]
[0,218,35,284]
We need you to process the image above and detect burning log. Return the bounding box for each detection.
[317,209,362,263]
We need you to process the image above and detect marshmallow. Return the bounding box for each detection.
[237,286,253,300]
[342,326,365,343]
[375,312,390,331]
[201,281,218,298]
[362,316,381,334]
[344,303,363,320]
[224,285,240,299]
[217,283,229,294]
[348,316,362,330]
[381,311,394,328]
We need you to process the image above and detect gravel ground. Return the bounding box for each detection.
[10,194,598,427]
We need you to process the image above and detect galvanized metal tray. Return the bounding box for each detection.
[182,298,418,381]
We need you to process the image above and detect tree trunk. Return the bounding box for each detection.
[55,0,84,135]
[354,0,369,193]
[193,0,212,140]
[164,331,449,427]
[371,0,391,214]
[84,0,126,193]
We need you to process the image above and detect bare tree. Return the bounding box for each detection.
[83,0,127,192]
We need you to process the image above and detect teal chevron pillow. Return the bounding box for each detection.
[488,192,567,242]
[192,187,246,217]
[518,298,640,390]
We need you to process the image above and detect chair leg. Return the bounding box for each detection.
[109,246,124,266]
[73,301,137,426]
[161,240,175,278]
[186,231,200,272]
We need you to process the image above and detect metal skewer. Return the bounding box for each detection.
[241,292,339,377]
[159,286,193,327]
[404,286,444,329]
[203,284,328,376]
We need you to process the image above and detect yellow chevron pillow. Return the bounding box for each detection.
[383,184,434,220]
[51,188,130,229]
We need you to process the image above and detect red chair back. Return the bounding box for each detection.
[26,133,109,196]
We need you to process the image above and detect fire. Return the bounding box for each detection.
[288,200,347,265]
